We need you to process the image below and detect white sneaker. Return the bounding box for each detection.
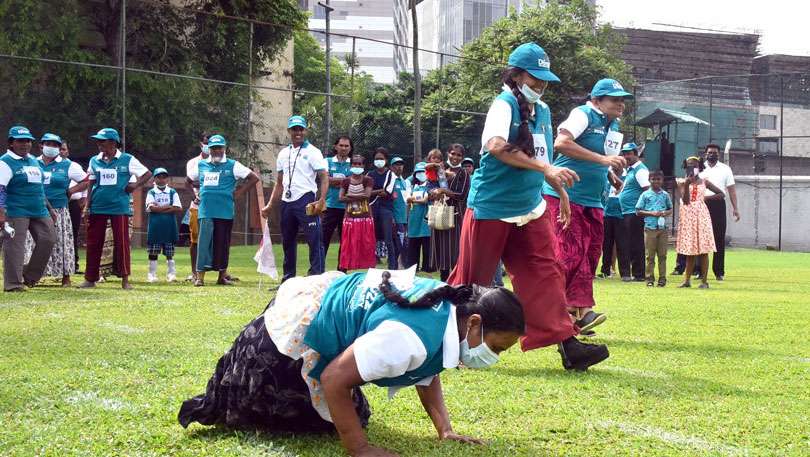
[167,273,177,282]
[147,273,158,283]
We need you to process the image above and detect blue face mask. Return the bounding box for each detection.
[350,167,364,175]
[415,172,426,182]
[459,323,499,369]
[519,83,543,104]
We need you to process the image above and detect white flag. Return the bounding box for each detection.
[253,230,278,279]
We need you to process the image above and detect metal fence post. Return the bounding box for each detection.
[246,21,254,246]
[349,36,356,137]
[121,0,127,151]
[708,80,713,143]
[778,75,784,251]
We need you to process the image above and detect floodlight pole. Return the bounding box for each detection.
[318,1,335,148]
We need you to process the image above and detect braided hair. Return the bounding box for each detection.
[379,271,525,335]
[501,67,536,158]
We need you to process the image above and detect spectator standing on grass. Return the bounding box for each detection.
[542,78,631,333]
[406,162,433,272]
[676,156,723,289]
[23,133,87,287]
[461,156,475,176]
[145,168,183,283]
[322,136,353,269]
[617,142,649,282]
[179,270,526,457]
[428,145,470,282]
[262,116,328,282]
[78,128,151,290]
[1,126,56,292]
[368,147,397,270]
[337,154,376,271]
[390,156,411,269]
[635,170,672,287]
[449,43,609,370]
[598,166,623,278]
[188,134,259,287]
[62,141,87,273]
[185,133,209,282]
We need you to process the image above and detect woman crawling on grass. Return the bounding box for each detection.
[178,269,525,457]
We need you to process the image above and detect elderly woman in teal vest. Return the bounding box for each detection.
[0,126,57,292]
[23,133,88,287]
[542,78,633,334]
[180,269,525,456]
[187,134,259,286]
[447,43,609,371]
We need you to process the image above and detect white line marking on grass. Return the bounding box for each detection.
[595,420,748,456]
[100,322,144,334]
[217,308,236,316]
[601,366,670,379]
[66,391,131,411]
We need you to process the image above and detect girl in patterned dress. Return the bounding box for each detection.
[338,155,376,271]
[676,156,724,289]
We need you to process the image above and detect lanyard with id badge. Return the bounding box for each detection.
[285,145,304,199]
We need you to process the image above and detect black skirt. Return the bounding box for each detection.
[178,310,371,433]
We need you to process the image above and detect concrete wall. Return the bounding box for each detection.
[725,175,810,252]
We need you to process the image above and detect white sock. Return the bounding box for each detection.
[167,259,176,275]
[149,260,157,276]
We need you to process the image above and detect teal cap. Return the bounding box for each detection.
[461,157,474,165]
[8,125,35,140]
[288,115,307,129]
[391,156,404,165]
[91,128,120,142]
[414,162,426,172]
[590,78,633,99]
[208,135,227,148]
[153,167,169,176]
[507,42,560,83]
[40,133,63,144]
[621,142,639,153]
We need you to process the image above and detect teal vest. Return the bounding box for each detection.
[40,157,74,209]
[543,105,621,208]
[198,159,237,220]
[326,156,351,209]
[392,177,408,224]
[467,91,551,219]
[604,175,623,219]
[89,153,135,215]
[407,183,431,238]
[146,187,179,245]
[1,152,48,218]
[619,163,649,215]
[305,273,451,387]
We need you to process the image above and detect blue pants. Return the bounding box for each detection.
[280,192,324,281]
[371,203,397,270]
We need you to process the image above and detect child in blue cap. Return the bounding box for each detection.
[145,168,183,282]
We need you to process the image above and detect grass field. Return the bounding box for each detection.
[1,245,808,456]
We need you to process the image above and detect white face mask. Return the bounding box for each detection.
[42,146,60,158]
[459,323,499,369]
[415,172,426,182]
[201,144,210,155]
[519,83,543,104]
[374,159,386,169]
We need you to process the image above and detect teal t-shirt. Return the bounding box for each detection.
[542,104,622,209]
[89,152,136,215]
[392,176,409,224]
[39,157,74,209]
[326,156,351,209]
[407,183,430,238]
[467,91,552,219]
[1,152,48,218]
[619,162,649,215]
[198,159,238,220]
[635,188,673,229]
[304,273,451,387]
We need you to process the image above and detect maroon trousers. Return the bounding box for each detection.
[543,196,604,309]
[84,214,131,282]
[447,208,577,351]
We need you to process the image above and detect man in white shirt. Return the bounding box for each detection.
[185,134,209,282]
[261,115,329,282]
[700,144,739,280]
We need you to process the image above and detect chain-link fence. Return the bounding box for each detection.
[633,73,810,251]
[0,0,501,244]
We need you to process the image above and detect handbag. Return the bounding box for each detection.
[428,196,455,230]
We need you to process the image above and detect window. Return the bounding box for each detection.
[757,138,778,155]
[759,114,777,130]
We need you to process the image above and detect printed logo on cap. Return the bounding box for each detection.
[537,58,550,69]
[18,128,30,134]
[612,81,623,90]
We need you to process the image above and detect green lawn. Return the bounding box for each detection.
[1,245,808,456]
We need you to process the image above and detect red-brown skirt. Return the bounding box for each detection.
[339,216,377,271]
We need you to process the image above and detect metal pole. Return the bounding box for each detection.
[319,1,334,148]
[349,36,356,137]
[121,0,127,151]
[708,80,713,143]
[246,21,254,246]
[435,53,443,149]
[778,75,784,251]
[632,85,637,140]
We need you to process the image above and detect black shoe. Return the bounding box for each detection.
[671,269,682,276]
[716,275,724,281]
[621,276,632,282]
[633,277,646,282]
[596,273,608,279]
[646,281,654,287]
[657,279,666,287]
[580,329,597,338]
[575,310,606,332]
[558,337,609,371]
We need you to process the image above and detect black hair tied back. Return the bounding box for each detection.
[379,271,525,335]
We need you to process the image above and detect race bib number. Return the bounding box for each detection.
[43,171,52,185]
[202,172,221,187]
[532,133,550,165]
[99,169,118,186]
[604,131,623,156]
[23,166,42,184]
[155,193,171,206]
[332,173,346,179]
